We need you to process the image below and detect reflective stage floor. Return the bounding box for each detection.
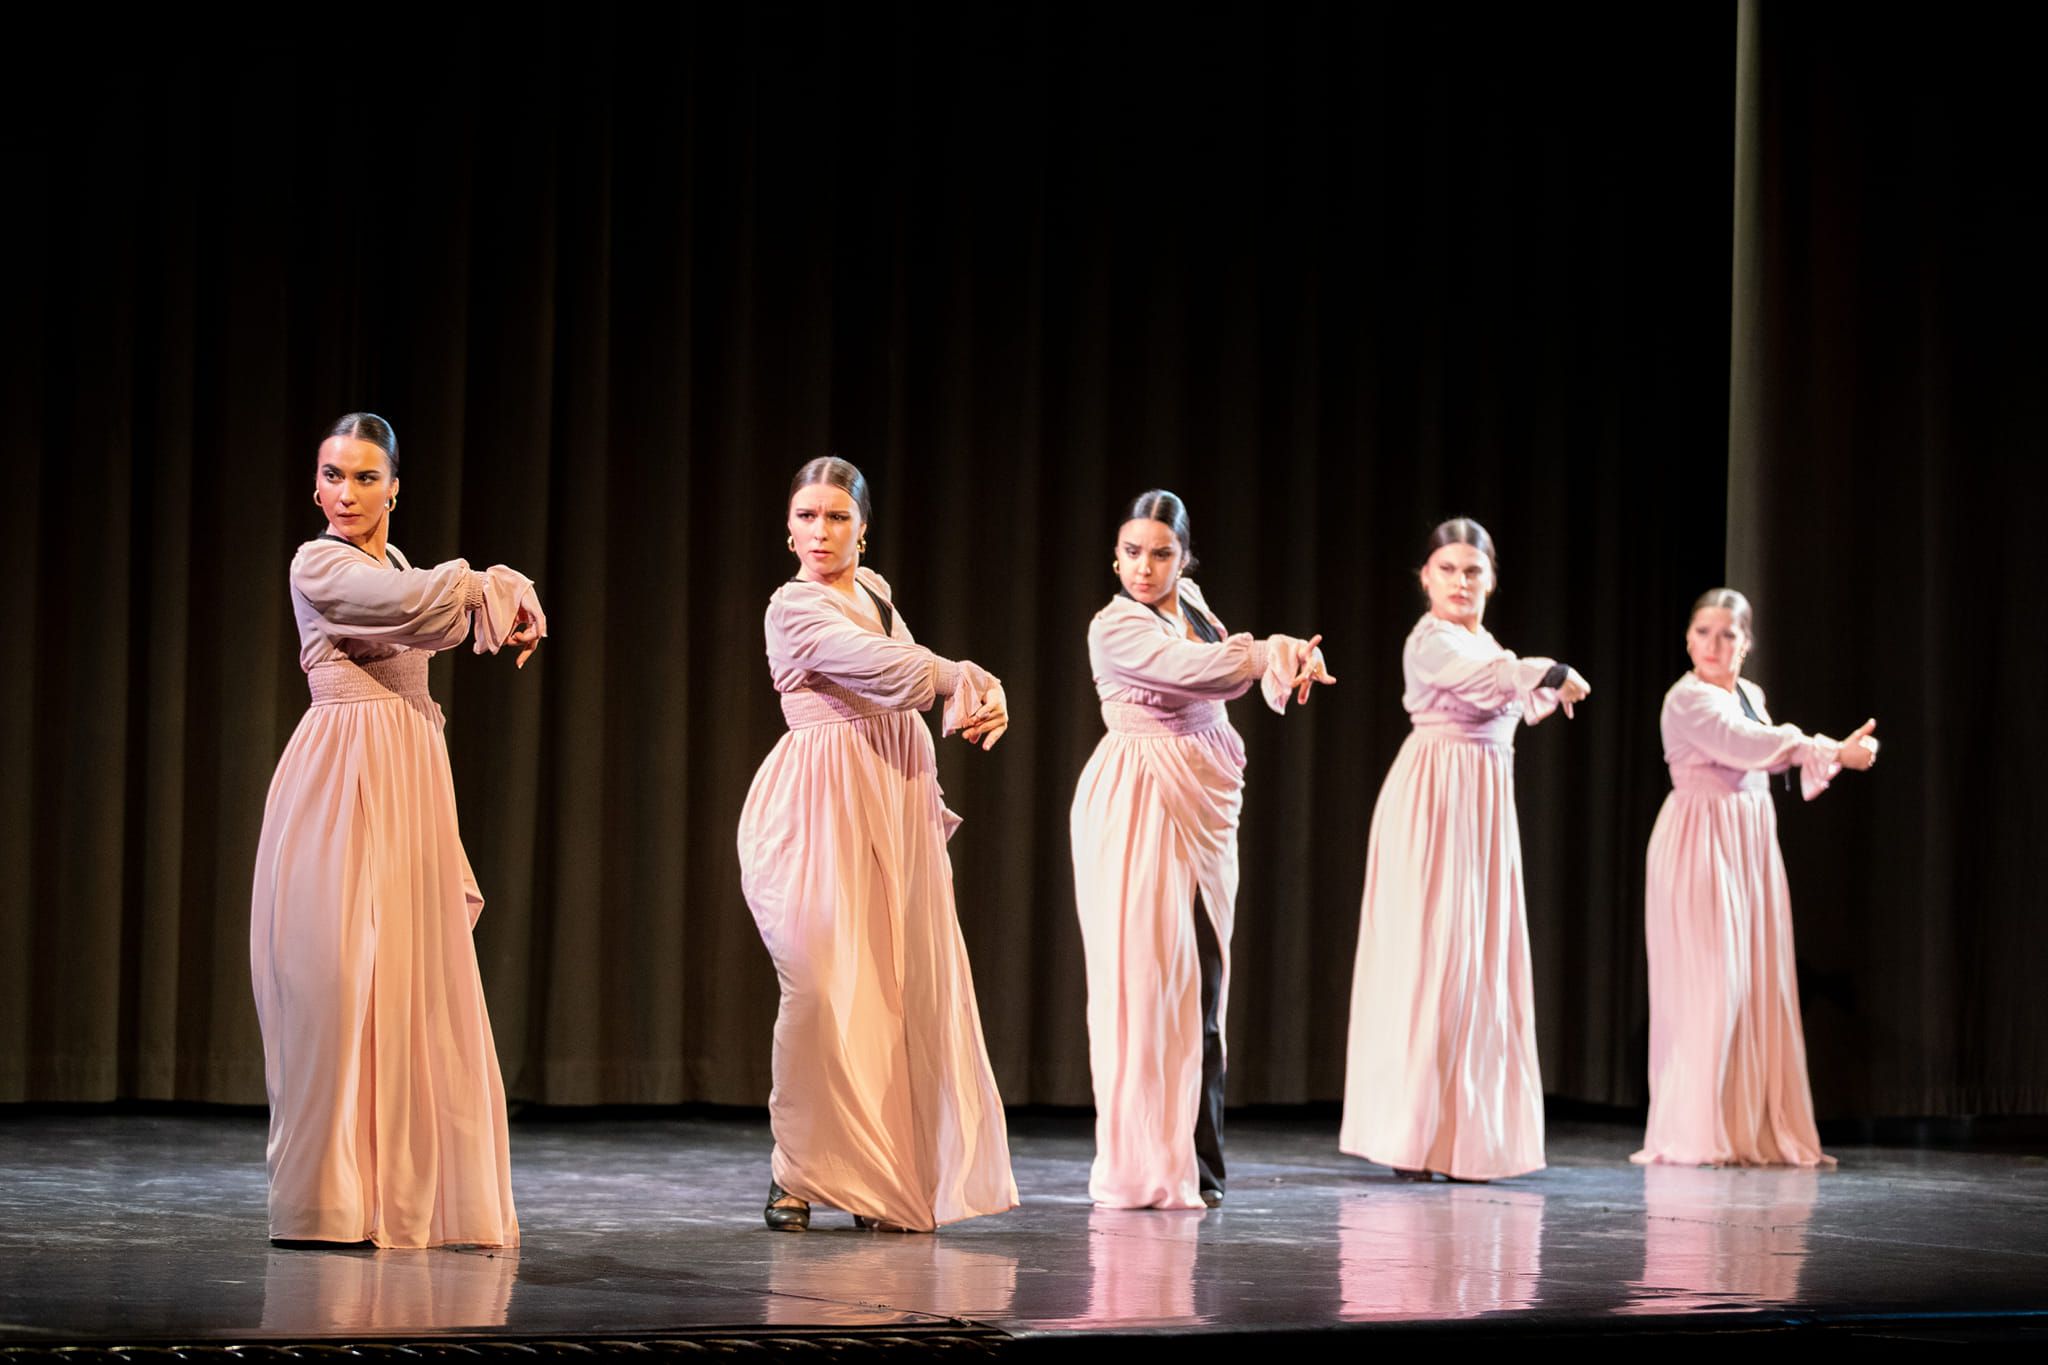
[2,1110,2044,1354]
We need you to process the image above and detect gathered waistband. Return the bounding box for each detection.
[307,653,431,706]
[1669,766,1769,795]
[781,682,907,730]
[1100,699,1228,738]
[1410,712,1519,747]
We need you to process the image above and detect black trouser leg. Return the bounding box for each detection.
[1193,894,1226,1197]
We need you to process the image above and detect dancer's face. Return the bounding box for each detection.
[787,483,864,583]
[315,436,398,548]
[1421,542,1492,628]
[1115,518,1185,610]
[1687,606,1749,687]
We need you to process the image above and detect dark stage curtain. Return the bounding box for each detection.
[1727,2,2048,1115]
[15,2,2018,1122]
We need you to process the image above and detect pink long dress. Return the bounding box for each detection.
[1069,581,1306,1209]
[250,536,541,1248]
[1339,613,1566,1181]
[736,567,1017,1231]
[1633,672,1842,1167]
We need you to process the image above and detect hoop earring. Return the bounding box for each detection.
[386,499,396,510]
[787,535,796,551]
[857,536,867,555]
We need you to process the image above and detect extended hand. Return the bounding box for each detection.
[1838,717,1878,771]
[1292,633,1337,704]
[1557,667,1590,718]
[508,612,544,670]
[961,683,1009,751]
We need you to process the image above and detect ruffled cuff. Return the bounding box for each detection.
[1798,734,1843,801]
[940,660,999,738]
[1256,634,1313,714]
[1514,657,1561,725]
[471,565,546,655]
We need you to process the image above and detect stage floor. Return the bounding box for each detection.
[1,1110,2044,1349]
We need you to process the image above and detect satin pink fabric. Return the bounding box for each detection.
[249,539,538,1248]
[1634,673,1841,1168]
[1069,581,1307,1209]
[1340,614,1563,1181]
[737,569,1016,1231]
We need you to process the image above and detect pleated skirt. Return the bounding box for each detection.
[1340,730,1545,1180]
[1069,722,1244,1209]
[738,709,1016,1230]
[249,693,518,1248]
[1633,787,1832,1167]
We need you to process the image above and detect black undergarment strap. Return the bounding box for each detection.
[861,583,895,637]
[320,532,394,567]
[787,577,896,636]
[1119,586,1221,643]
[1540,662,1571,691]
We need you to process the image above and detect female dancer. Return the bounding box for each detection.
[737,457,1017,1233]
[1070,490,1332,1209]
[250,412,544,1248]
[1634,589,1876,1166]
[1340,518,1589,1182]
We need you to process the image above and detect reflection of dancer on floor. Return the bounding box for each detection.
[1340,519,1589,1183]
[737,458,1017,1234]
[1623,1163,1820,1311]
[250,413,544,1249]
[1337,1185,1546,1319]
[1635,589,1875,1168]
[1070,490,1331,1209]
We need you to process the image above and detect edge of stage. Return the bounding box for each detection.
[3,1107,2045,1357]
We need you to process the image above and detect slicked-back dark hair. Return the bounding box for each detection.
[1122,488,1199,573]
[1422,516,1497,578]
[325,412,400,476]
[789,456,871,523]
[1690,587,1755,642]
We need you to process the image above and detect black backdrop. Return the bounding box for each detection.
[3,3,2038,1117]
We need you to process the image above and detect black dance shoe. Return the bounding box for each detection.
[765,1180,810,1232]
[1200,1186,1224,1208]
[269,1238,376,1250]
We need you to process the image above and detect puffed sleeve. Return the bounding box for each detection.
[1088,607,1271,704]
[292,540,498,653]
[1256,637,1326,715]
[766,586,957,711]
[1666,680,1841,800]
[470,567,548,656]
[1410,621,1563,723]
[938,659,1002,738]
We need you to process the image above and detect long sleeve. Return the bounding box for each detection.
[766,583,953,711]
[470,567,547,656]
[1664,678,1842,800]
[1089,606,1268,704]
[291,541,488,653]
[938,660,1000,738]
[1407,619,1561,723]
